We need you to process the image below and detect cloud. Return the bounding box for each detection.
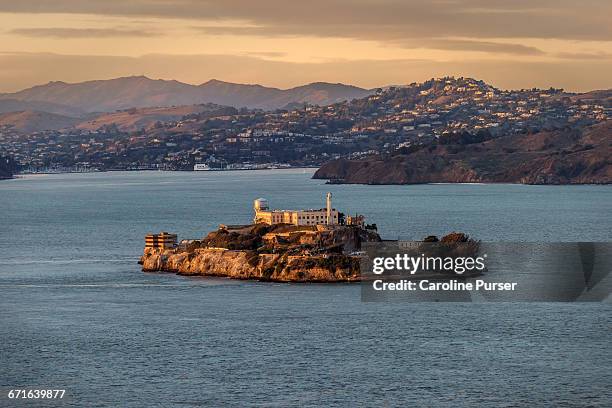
[9,27,160,38]
[196,24,547,56]
[194,26,275,37]
[555,51,612,60]
[1,1,611,42]
[243,51,287,58]
[404,39,545,56]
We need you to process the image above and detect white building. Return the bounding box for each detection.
[253,193,339,226]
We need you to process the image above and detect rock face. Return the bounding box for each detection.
[314,122,611,185]
[140,224,381,282]
[141,247,361,282]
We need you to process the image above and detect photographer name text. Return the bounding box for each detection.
[373,279,517,291]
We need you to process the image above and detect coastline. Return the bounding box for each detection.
[321,179,612,186]
[10,169,611,187]
[16,166,320,176]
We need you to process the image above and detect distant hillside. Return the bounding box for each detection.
[0,111,81,133]
[1,76,608,136]
[0,98,85,117]
[0,76,372,112]
[314,121,612,185]
[569,89,612,105]
[76,103,237,131]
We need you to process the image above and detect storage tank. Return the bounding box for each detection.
[253,198,269,211]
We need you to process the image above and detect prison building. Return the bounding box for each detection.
[145,232,178,249]
[253,193,339,226]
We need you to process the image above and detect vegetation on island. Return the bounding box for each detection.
[0,155,17,179]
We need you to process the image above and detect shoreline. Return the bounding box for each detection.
[7,171,610,187]
[319,178,612,186]
[15,166,319,176]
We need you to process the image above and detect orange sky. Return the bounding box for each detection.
[0,1,611,92]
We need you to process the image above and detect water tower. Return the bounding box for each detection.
[253,198,269,212]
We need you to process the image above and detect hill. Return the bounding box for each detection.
[0,98,85,117]
[569,89,612,105]
[313,121,612,185]
[75,103,237,131]
[0,76,372,112]
[0,111,81,133]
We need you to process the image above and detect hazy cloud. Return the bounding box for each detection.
[1,1,611,41]
[555,51,612,60]
[193,26,544,55]
[9,27,160,38]
[195,26,546,56]
[194,26,276,37]
[243,51,287,58]
[398,39,545,56]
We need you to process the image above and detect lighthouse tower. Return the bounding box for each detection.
[326,192,333,225]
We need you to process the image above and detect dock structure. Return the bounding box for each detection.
[253,193,339,226]
[145,232,178,249]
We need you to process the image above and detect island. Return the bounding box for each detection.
[139,193,474,282]
[313,121,611,185]
[140,193,381,281]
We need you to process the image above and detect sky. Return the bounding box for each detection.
[0,0,611,92]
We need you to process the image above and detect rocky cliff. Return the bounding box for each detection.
[140,228,478,282]
[140,224,381,282]
[314,122,611,185]
[141,247,361,282]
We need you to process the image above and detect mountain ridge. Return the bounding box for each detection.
[0,76,372,112]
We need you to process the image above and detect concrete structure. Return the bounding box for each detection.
[346,214,365,227]
[326,192,332,225]
[145,232,177,249]
[253,194,339,226]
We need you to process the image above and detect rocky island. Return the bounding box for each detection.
[140,194,382,282]
[140,194,478,282]
[140,223,382,282]
[314,121,611,185]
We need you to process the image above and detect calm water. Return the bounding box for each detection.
[0,170,611,407]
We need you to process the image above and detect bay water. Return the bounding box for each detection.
[1,170,610,407]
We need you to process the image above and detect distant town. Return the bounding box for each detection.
[0,77,609,174]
